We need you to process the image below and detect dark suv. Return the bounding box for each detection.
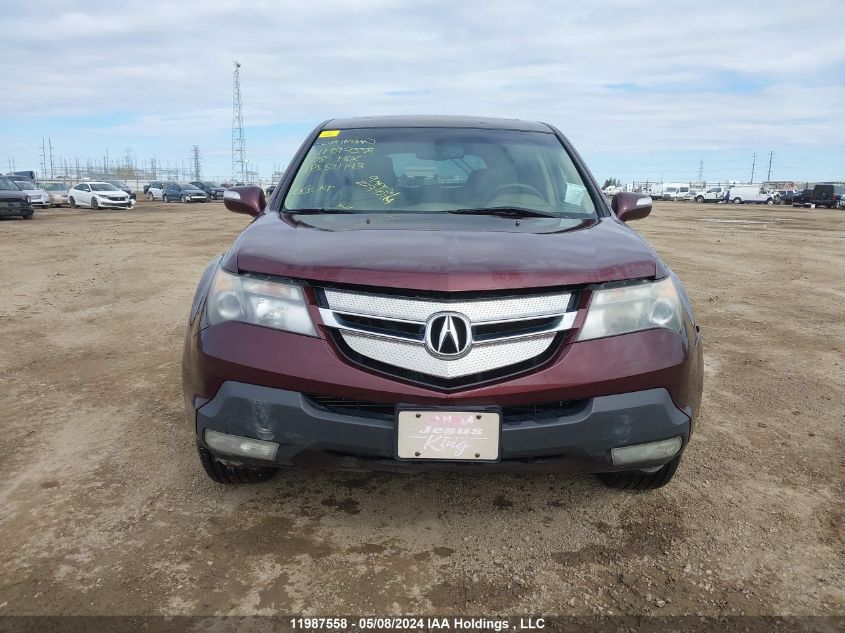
[182,116,703,490]
[810,183,844,209]
[0,176,34,219]
[190,181,226,200]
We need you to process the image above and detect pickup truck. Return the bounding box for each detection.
[694,187,726,203]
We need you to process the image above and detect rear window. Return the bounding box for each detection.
[283,127,597,218]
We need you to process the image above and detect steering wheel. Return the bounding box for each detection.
[483,182,544,204]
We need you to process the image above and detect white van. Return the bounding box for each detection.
[661,183,691,201]
[727,186,777,205]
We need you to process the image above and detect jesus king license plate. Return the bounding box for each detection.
[396,409,501,461]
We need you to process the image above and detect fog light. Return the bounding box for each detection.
[205,429,278,461]
[611,437,682,467]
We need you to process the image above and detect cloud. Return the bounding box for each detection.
[1,0,843,181]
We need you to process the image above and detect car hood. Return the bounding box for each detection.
[223,213,663,292]
[17,187,47,195]
[0,190,29,201]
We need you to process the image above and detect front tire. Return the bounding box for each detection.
[733,197,742,204]
[69,197,76,208]
[181,194,188,203]
[147,192,154,201]
[23,213,34,220]
[163,194,169,203]
[766,198,774,205]
[695,196,704,203]
[90,197,98,210]
[597,455,682,490]
[197,446,278,485]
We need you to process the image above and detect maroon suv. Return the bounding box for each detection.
[182,116,703,489]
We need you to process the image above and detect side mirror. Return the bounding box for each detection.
[612,192,652,222]
[223,186,266,217]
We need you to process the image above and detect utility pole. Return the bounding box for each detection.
[192,146,201,181]
[750,153,756,184]
[698,159,703,183]
[231,61,247,182]
[766,151,774,183]
[8,156,15,173]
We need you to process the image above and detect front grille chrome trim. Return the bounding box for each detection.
[318,288,577,382]
[318,307,576,346]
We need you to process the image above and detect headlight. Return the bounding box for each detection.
[577,276,683,341]
[206,268,317,336]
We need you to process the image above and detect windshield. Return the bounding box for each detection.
[108,181,127,188]
[202,181,219,187]
[43,183,67,191]
[180,183,201,191]
[283,127,597,217]
[0,177,21,191]
[12,179,37,190]
[90,183,119,191]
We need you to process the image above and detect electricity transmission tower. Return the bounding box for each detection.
[192,145,202,181]
[231,61,247,183]
[40,139,47,178]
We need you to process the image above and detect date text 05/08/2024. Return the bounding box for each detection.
[289,617,547,630]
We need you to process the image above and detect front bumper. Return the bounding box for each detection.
[97,199,132,208]
[0,204,33,217]
[194,382,690,473]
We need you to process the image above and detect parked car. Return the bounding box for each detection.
[189,181,226,200]
[694,187,726,203]
[41,182,70,207]
[144,181,174,200]
[266,185,276,196]
[7,177,50,208]
[791,188,814,207]
[776,190,797,205]
[0,176,34,219]
[107,180,136,200]
[183,115,703,490]
[727,186,777,205]
[162,183,208,203]
[68,182,134,209]
[810,183,844,208]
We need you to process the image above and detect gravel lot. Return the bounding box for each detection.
[0,199,842,617]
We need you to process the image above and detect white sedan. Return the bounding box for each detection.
[68,182,134,209]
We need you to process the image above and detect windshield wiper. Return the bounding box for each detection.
[285,208,359,215]
[447,206,560,218]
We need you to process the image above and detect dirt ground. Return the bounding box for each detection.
[0,198,842,618]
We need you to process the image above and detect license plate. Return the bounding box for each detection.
[396,409,500,461]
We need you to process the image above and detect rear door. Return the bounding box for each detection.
[812,185,832,205]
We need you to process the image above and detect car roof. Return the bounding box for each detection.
[323,114,553,132]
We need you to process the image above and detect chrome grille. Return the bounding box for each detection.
[318,287,577,383]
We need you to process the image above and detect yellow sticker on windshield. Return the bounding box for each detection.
[319,130,341,138]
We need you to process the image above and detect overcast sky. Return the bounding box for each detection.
[2,0,844,184]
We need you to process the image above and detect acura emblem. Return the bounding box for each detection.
[425,312,472,359]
